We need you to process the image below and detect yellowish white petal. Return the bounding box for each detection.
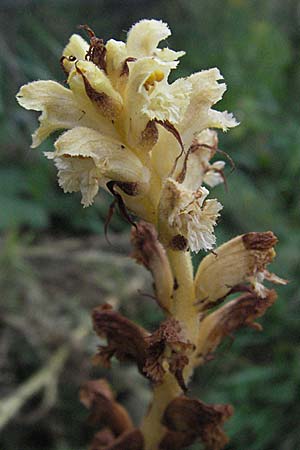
[178,69,238,148]
[151,126,182,180]
[143,76,192,124]
[180,129,219,191]
[203,161,225,188]
[63,33,89,60]
[16,80,89,148]
[61,34,89,73]
[123,57,188,150]
[106,38,128,89]
[46,153,102,207]
[153,47,185,62]
[126,19,171,58]
[52,126,150,185]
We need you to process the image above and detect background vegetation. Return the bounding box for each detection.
[0,0,299,449]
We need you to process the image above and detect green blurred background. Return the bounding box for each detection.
[1,0,299,449]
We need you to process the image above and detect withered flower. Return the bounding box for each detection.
[143,318,195,391]
[80,378,144,450]
[92,305,193,391]
[160,396,233,450]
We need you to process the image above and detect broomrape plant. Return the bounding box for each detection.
[17,19,286,450]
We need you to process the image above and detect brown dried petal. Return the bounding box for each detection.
[92,304,148,371]
[196,290,277,366]
[80,379,133,436]
[161,396,233,450]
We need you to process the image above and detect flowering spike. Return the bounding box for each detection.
[16,18,285,450]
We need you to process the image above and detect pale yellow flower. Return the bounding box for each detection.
[16,19,237,231]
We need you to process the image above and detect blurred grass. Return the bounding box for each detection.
[0,0,300,449]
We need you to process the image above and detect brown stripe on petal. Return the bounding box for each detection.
[120,57,137,76]
[140,120,159,150]
[77,66,120,119]
[242,231,278,251]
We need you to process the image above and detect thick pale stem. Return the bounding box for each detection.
[166,249,199,342]
[141,250,199,450]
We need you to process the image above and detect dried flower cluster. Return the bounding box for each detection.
[17,19,286,450]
